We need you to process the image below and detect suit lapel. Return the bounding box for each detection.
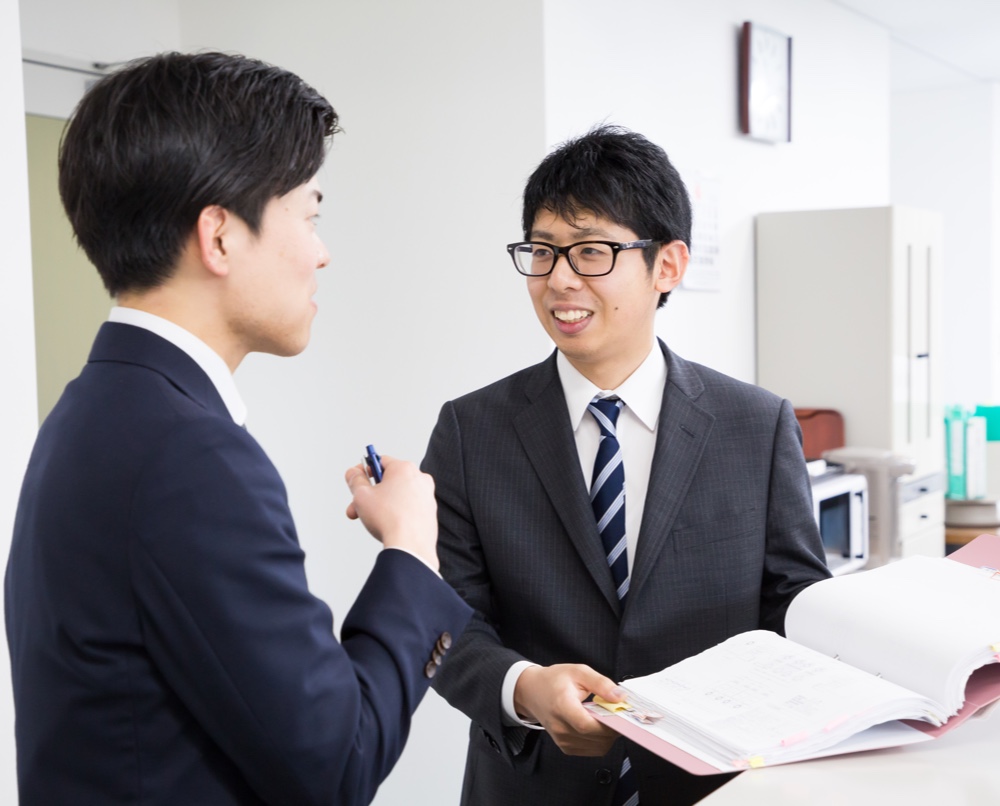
[630,342,716,600]
[513,354,622,616]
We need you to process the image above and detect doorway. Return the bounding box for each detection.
[25,113,110,423]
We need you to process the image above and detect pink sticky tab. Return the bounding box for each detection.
[780,731,808,747]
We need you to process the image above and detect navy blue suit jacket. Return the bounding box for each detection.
[6,322,471,805]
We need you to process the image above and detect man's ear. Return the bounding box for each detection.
[654,240,689,294]
[196,205,234,278]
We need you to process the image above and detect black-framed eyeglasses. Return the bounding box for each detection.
[506,239,658,277]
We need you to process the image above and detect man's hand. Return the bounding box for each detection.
[345,455,439,572]
[514,664,626,756]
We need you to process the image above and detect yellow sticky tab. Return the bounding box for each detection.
[748,756,766,769]
[591,695,629,713]
[991,643,1000,653]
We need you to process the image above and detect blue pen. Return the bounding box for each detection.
[365,444,384,484]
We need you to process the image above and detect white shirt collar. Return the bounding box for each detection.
[556,343,667,433]
[108,306,247,426]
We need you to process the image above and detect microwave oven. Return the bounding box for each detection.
[809,471,869,575]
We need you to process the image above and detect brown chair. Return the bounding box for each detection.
[794,408,845,461]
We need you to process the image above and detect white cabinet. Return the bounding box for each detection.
[756,206,944,560]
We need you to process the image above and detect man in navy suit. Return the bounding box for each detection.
[422,126,830,805]
[5,52,471,806]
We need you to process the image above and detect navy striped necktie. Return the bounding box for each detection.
[588,395,638,806]
[588,396,629,601]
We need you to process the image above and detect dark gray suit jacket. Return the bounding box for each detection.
[422,341,830,806]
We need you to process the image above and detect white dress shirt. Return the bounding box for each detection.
[501,342,667,727]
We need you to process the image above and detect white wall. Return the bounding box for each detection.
[12,0,897,803]
[1,0,37,800]
[892,82,1000,408]
[544,0,891,382]
[20,0,180,62]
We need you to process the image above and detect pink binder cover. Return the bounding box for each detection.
[588,710,724,776]
[595,534,1000,773]
[903,533,1000,736]
[903,663,1000,736]
[948,533,1000,571]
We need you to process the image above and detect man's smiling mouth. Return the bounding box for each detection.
[553,309,592,323]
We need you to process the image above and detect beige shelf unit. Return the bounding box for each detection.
[756,206,944,560]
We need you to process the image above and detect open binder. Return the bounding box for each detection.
[587,534,1000,775]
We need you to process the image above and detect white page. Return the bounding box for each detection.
[779,719,932,763]
[623,630,939,767]
[785,557,1000,712]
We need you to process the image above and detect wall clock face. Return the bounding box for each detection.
[740,21,792,143]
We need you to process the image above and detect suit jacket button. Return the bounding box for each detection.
[436,632,452,652]
[596,768,613,785]
[424,660,437,679]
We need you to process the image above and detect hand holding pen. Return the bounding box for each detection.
[344,447,440,572]
[365,444,383,484]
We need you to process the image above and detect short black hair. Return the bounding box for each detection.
[522,125,691,308]
[58,51,339,296]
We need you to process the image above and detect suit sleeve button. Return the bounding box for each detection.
[423,661,438,679]
[436,632,452,651]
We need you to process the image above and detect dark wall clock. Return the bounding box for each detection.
[740,21,792,143]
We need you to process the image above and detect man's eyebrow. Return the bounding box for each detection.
[530,226,611,240]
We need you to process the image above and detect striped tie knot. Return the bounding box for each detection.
[588,396,623,438]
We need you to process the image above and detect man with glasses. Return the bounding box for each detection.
[422,125,830,806]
